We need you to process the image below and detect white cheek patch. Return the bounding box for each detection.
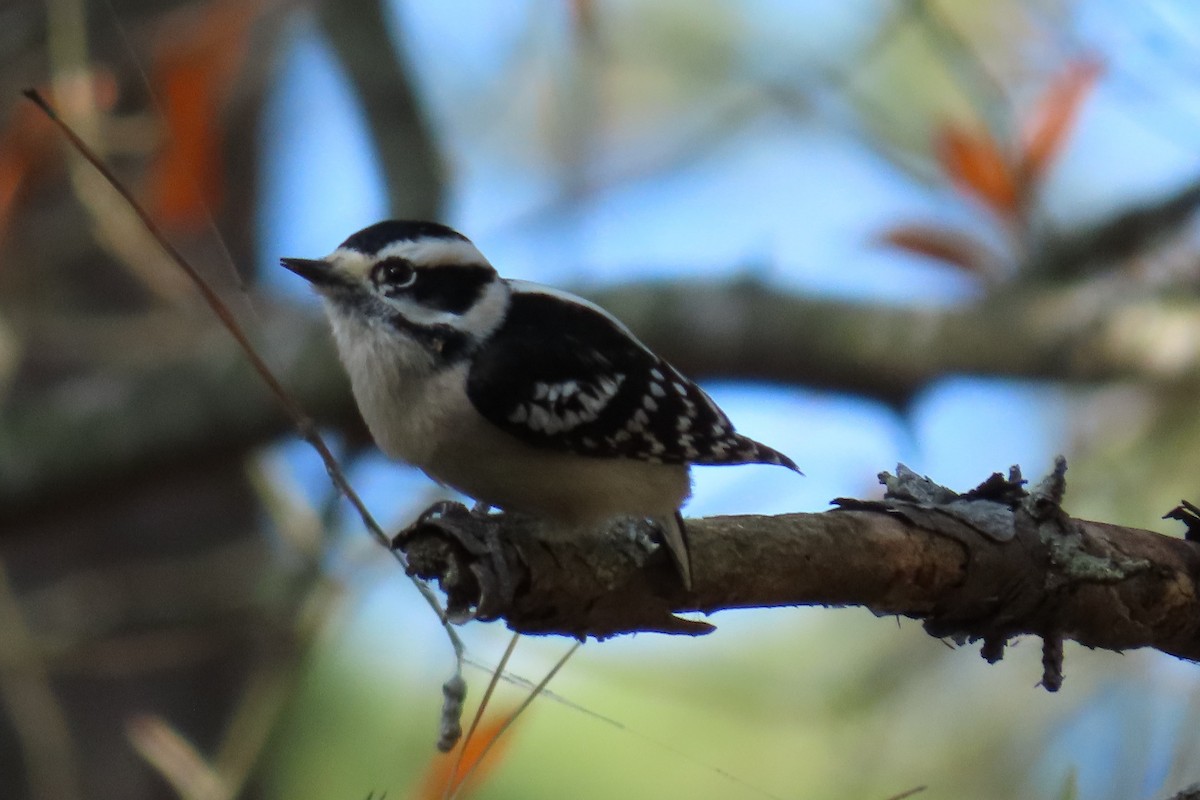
[457,280,509,337]
[384,295,464,327]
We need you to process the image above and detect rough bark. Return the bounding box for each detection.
[395,461,1200,689]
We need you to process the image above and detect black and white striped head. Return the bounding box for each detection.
[280,220,511,359]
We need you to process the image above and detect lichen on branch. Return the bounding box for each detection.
[395,458,1200,691]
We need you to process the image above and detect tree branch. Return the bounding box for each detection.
[593,278,1200,406]
[394,460,1200,688]
[7,277,1200,515]
[317,0,444,219]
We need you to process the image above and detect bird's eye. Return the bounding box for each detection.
[371,258,417,293]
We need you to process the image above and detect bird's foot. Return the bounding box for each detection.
[615,517,659,550]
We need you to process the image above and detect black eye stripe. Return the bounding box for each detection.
[369,260,492,316]
[370,259,494,314]
[408,265,495,314]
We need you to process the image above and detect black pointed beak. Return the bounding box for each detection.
[279,257,348,288]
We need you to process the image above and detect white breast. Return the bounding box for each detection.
[324,305,457,466]
[322,300,692,525]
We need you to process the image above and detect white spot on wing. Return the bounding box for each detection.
[528,404,551,432]
[522,375,626,432]
[682,436,699,458]
[578,392,607,416]
[577,374,626,418]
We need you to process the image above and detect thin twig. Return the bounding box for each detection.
[21,89,463,665]
[459,655,789,800]
[126,714,226,800]
[444,633,520,800]
[447,642,582,800]
[0,557,83,800]
[97,0,255,302]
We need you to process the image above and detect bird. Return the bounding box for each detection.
[280,220,799,590]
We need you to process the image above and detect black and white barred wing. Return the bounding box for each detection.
[466,285,799,470]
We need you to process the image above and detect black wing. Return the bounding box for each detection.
[466,285,799,469]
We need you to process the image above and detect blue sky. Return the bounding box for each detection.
[258,4,1082,510]
[254,4,1200,795]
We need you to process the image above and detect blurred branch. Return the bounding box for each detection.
[905,0,1013,138]
[395,460,1200,687]
[126,714,226,800]
[20,85,465,706]
[0,557,82,800]
[316,0,444,219]
[1168,784,1200,800]
[9,273,1200,515]
[1026,178,1200,279]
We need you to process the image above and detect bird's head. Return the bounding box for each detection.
[281,220,511,364]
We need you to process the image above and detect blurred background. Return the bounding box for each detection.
[4,0,1200,798]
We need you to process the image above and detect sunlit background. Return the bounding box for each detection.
[6,1,1200,799]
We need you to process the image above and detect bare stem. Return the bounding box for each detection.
[21,89,464,665]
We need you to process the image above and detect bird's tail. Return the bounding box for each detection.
[727,434,803,474]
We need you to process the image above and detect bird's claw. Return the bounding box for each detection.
[393,500,519,623]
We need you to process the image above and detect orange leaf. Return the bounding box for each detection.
[0,71,118,245]
[878,224,993,275]
[412,710,516,800]
[0,109,53,245]
[144,1,260,233]
[935,124,1020,219]
[1020,58,1102,185]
